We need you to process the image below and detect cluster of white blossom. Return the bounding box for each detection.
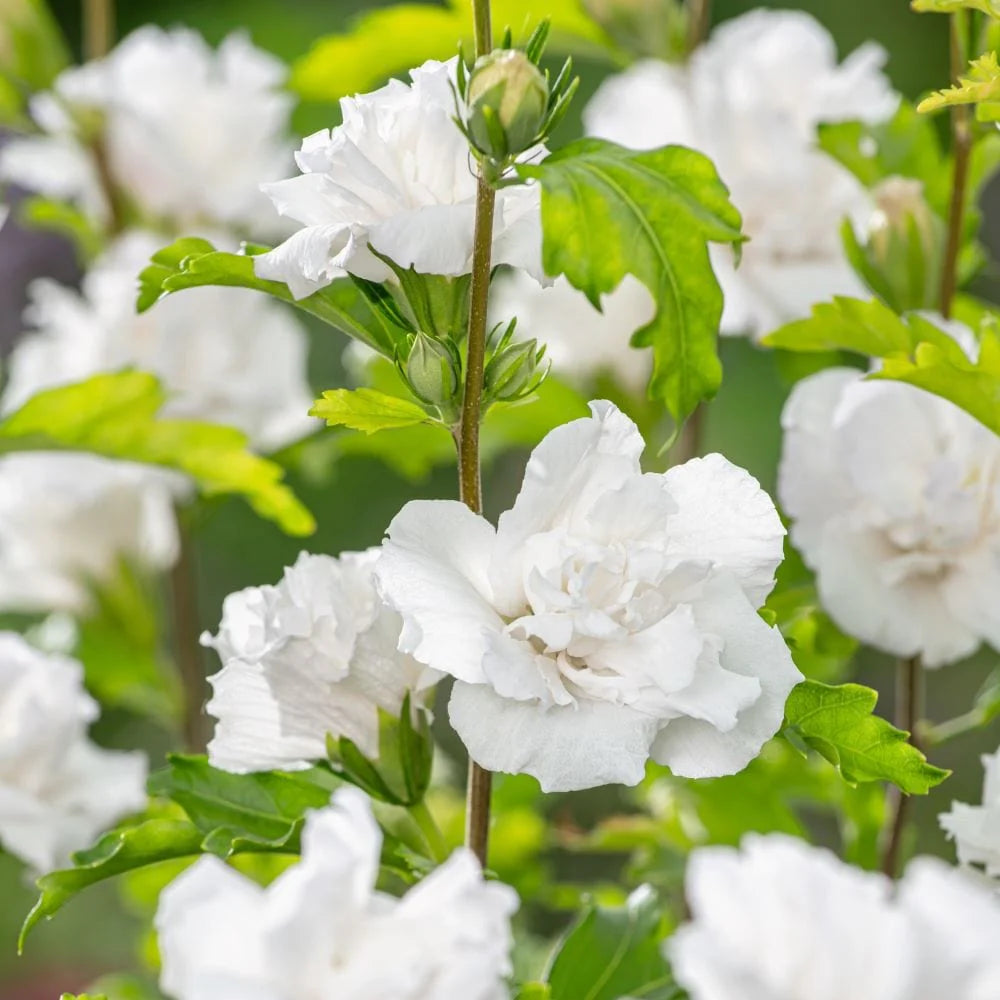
[203,549,434,773]
[941,747,1000,878]
[0,632,147,872]
[155,786,517,1000]
[670,834,1000,1000]
[778,319,1000,667]
[253,57,545,297]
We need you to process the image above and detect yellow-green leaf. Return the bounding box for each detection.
[310,388,431,434]
[918,52,1000,123]
[912,0,1000,15]
[0,372,315,536]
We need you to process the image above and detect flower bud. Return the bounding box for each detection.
[484,338,544,402]
[867,176,935,264]
[405,332,460,409]
[467,50,548,160]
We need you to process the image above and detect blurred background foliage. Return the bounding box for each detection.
[1,0,998,996]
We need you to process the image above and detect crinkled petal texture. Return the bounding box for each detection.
[156,786,518,1000]
[254,58,543,296]
[0,26,292,235]
[583,8,896,340]
[940,748,1000,878]
[778,334,1000,667]
[669,834,1000,1000]
[378,401,801,792]
[205,549,435,773]
[0,633,147,872]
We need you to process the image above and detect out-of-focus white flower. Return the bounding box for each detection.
[669,834,1000,1000]
[254,58,544,299]
[204,550,435,773]
[377,400,801,792]
[584,9,898,339]
[778,320,1000,667]
[156,786,517,1000]
[0,26,292,236]
[2,232,316,451]
[0,632,147,872]
[0,453,178,614]
[940,748,1000,877]
[488,270,656,394]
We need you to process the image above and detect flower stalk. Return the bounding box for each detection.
[688,0,712,53]
[459,0,498,868]
[83,0,115,60]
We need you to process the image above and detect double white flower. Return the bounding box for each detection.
[670,834,1000,1000]
[377,401,801,792]
[0,632,147,872]
[941,747,1000,878]
[156,787,517,1000]
[0,26,292,236]
[254,58,544,298]
[584,9,897,338]
[204,550,435,773]
[778,321,1000,666]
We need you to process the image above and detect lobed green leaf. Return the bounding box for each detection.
[310,388,431,434]
[783,681,950,794]
[0,371,315,536]
[518,139,744,425]
[918,52,1000,123]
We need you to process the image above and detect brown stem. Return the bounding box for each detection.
[939,12,973,320]
[687,0,712,53]
[83,0,115,60]
[169,515,209,752]
[458,0,497,869]
[671,402,705,466]
[881,655,922,877]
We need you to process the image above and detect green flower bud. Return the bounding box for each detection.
[405,333,460,409]
[484,338,543,402]
[867,176,936,265]
[467,50,548,160]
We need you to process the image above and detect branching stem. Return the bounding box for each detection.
[458,0,497,869]
[83,0,115,60]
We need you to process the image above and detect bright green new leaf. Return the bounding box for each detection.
[872,325,1000,436]
[919,52,1000,123]
[148,754,338,857]
[60,995,107,1000]
[516,986,552,1000]
[291,0,618,102]
[311,388,431,434]
[0,371,315,536]
[518,139,744,425]
[137,238,405,356]
[912,0,1000,16]
[20,818,206,950]
[546,886,683,1000]
[784,681,950,794]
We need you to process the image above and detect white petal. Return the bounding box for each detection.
[449,680,659,791]
[253,226,353,298]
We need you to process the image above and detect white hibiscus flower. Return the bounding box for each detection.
[0,632,147,872]
[940,747,1000,878]
[488,270,656,394]
[584,9,897,339]
[155,786,517,1000]
[376,401,801,792]
[777,320,1000,667]
[3,231,316,452]
[0,26,292,236]
[0,453,178,614]
[670,834,1000,1000]
[254,58,544,298]
[204,550,436,774]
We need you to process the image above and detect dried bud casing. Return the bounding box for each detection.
[467,50,548,160]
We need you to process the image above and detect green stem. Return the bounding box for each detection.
[670,402,705,465]
[881,655,923,877]
[940,10,973,319]
[408,799,448,863]
[458,0,497,870]
[83,0,115,60]
[687,0,712,53]
[921,708,988,746]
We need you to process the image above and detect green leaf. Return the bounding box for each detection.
[918,52,1000,123]
[546,886,683,1000]
[872,325,1000,436]
[290,0,618,102]
[147,754,338,856]
[20,818,205,951]
[516,986,552,1000]
[60,995,108,1000]
[310,388,431,434]
[0,371,315,536]
[783,681,950,794]
[138,239,405,357]
[518,139,744,425]
[18,196,104,262]
[912,0,1000,16]
[1,0,71,92]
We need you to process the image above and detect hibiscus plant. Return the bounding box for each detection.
[4,0,1000,997]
